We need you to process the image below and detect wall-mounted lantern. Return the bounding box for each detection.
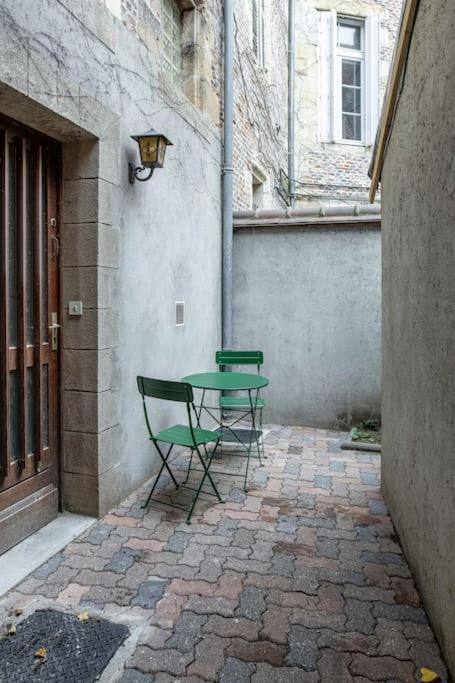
[128,128,173,183]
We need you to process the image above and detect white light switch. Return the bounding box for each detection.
[69,301,83,316]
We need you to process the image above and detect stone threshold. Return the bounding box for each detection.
[0,512,95,598]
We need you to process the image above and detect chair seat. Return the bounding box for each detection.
[154,424,222,447]
[219,396,266,410]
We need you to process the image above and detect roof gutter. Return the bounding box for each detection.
[369,0,421,203]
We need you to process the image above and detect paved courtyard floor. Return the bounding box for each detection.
[0,426,449,682]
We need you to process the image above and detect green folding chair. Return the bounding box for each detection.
[137,376,223,523]
[216,350,266,463]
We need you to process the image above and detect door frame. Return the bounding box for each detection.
[0,112,62,516]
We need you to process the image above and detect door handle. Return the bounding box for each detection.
[49,312,61,351]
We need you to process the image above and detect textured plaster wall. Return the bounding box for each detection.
[381,0,455,674]
[294,0,402,205]
[233,225,381,427]
[0,0,221,516]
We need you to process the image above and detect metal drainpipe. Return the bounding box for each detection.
[222,0,234,349]
[288,0,296,208]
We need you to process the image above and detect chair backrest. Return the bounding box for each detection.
[137,376,195,442]
[137,376,193,403]
[216,350,263,371]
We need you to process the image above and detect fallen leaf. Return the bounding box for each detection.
[14,609,23,617]
[77,610,89,622]
[34,647,47,659]
[6,624,16,636]
[420,667,441,683]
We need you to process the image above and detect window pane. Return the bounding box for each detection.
[342,114,362,141]
[42,364,49,448]
[342,60,361,87]
[342,87,355,113]
[26,149,36,344]
[342,86,362,115]
[161,0,182,87]
[338,21,361,50]
[9,370,19,463]
[41,152,48,342]
[8,141,18,347]
[27,367,36,455]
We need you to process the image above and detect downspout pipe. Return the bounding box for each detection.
[222,0,234,349]
[288,0,296,208]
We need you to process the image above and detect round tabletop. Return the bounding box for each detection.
[182,371,269,391]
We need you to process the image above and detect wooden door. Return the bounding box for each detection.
[0,116,60,517]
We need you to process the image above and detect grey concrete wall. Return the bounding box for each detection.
[0,0,221,516]
[233,223,381,428]
[380,0,455,674]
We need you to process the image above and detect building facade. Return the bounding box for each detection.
[232,0,289,210]
[0,0,224,552]
[294,0,402,206]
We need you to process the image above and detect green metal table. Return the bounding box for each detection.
[182,371,269,490]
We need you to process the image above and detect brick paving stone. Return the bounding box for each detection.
[349,653,416,682]
[286,626,319,670]
[317,568,365,586]
[226,639,287,666]
[316,538,339,559]
[105,549,139,573]
[127,646,192,676]
[236,586,266,620]
[270,552,295,577]
[344,584,395,603]
[196,556,224,582]
[184,595,236,617]
[165,532,190,553]
[252,664,319,682]
[187,634,228,680]
[82,585,135,606]
[219,657,256,683]
[361,551,405,566]
[292,607,347,631]
[318,649,353,681]
[120,669,155,682]
[33,553,65,579]
[375,621,410,659]
[318,628,378,655]
[204,614,260,641]
[166,611,206,652]
[261,604,291,644]
[215,571,245,600]
[131,578,167,608]
[344,599,376,634]
[390,577,421,607]
[372,601,428,624]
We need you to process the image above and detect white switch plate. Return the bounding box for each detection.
[69,301,83,316]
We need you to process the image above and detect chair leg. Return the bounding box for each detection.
[183,449,194,485]
[259,408,266,460]
[186,440,222,523]
[142,443,176,509]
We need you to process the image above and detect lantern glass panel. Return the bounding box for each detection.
[157,138,167,167]
[139,137,159,167]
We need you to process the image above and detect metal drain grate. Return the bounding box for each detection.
[0,609,129,682]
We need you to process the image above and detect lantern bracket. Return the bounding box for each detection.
[128,164,155,184]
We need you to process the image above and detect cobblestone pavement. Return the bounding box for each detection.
[0,426,449,682]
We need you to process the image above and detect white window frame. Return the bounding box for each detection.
[252,0,265,68]
[335,17,365,144]
[318,11,379,146]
